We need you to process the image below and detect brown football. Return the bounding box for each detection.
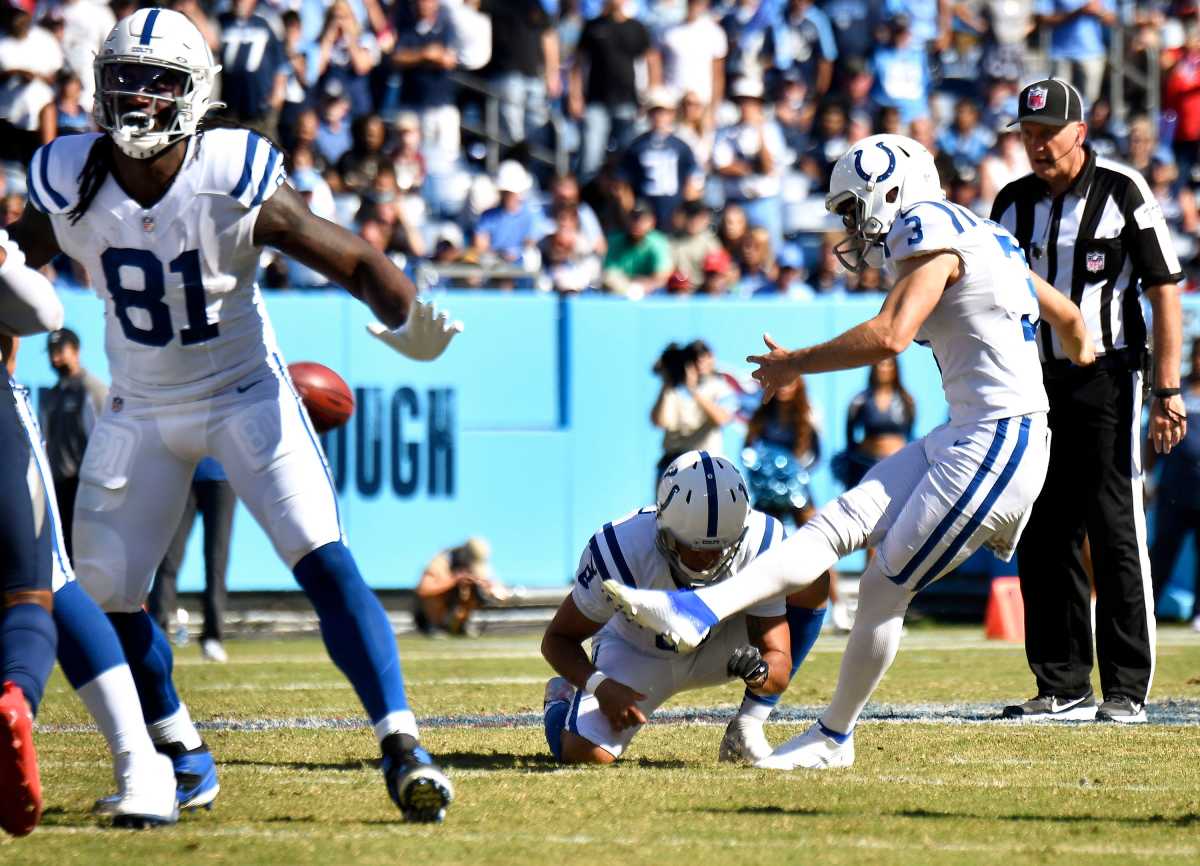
[288,361,354,433]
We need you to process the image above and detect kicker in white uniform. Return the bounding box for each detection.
[603,134,1094,769]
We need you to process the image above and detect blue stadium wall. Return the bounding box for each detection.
[25,289,1199,617]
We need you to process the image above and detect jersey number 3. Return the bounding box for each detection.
[100,248,219,347]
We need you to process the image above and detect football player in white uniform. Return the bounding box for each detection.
[2,234,179,830]
[541,452,829,764]
[603,135,1094,769]
[8,9,458,821]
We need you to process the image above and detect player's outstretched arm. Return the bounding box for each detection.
[1031,273,1095,367]
[256,184,461,361]
[255,183,417,328]
[747,252,955,400]
[0,234,65,337]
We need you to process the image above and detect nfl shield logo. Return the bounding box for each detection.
[1086,251,1105,273]
[1027,86,1048,111]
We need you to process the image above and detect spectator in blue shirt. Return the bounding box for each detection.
[869,14,932,124]
[1035,0,1117,103]
[314,0,380,118]
[391,0,461,169]
[766,0,838,100]
[936,99,996,168]
[218,0,288,139]
[823,0,886,60]
[620,87,702,233]
[472,161,542,265]
[315,83,354,164]
[884,0,945,49]
[720,0,780,86]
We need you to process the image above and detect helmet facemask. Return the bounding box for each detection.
[95,59,209,159]
[829,183,900,273]
[654,524,749,589]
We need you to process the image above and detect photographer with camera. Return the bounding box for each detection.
[650,339,735,478]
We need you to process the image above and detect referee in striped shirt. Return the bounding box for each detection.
[991,79,1187,724]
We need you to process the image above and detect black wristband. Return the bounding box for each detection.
[1154,388,1182,399]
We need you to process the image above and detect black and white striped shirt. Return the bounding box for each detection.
[990,147,1183,363]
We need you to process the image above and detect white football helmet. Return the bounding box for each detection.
[655,451,751,588]
[826,134,943,272]
[94,9,222,159]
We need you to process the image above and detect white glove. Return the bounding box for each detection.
[366,297,463,361]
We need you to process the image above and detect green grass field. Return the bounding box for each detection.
[10,624,1200,865]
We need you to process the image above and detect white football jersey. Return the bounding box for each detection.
[571,507,786,657]
[884,199,1049,426]
[28,129,288,402]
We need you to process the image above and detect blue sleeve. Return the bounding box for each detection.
[814,10,838,61]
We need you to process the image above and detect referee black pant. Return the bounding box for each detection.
[1016,363,1156,703]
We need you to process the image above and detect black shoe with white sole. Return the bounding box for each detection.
[1000,691,1097,721]
[1096,695,1147,724]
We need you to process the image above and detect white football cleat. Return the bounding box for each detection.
[96,751,180,828]
[600,580,711,653]
[718,717,772,764]
[754,722,855,770]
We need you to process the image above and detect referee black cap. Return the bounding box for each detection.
[1009,79,1084,127]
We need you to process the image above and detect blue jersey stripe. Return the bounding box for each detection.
[231,132,262,199]
[699,451,718,537]
[250,146,280,207]
[912,416,1032,592]
[25,160,47,213]
[905,200,964,234]
[755,514,778,558]
[140,9,160,44]
[38,142,67,210]
[587,536,612,584]
[951,202,978,227]
[601,522,636,587]
[566,688,584,734]
[889,419,1010,586]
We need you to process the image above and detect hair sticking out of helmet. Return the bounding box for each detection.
[655,451,751,588]
[825,134,943,272]
[94,8,224,160]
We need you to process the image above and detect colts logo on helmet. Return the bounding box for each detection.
[1027,86,1048,111]
[853,141,897,183]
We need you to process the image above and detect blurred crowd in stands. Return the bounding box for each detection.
[3,0,1200,296]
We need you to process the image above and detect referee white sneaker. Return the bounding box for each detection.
[754,722,855,770]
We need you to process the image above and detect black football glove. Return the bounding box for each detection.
[727,645,769,690]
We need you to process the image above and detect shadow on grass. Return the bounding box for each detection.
[219,757,374,772]
[693,806,1200,828]
[894,808,1200,828]
[436,751,688,771]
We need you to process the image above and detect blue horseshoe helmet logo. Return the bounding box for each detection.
[853,141,897,183]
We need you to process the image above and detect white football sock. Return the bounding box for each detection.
[147,703,204,751]
[736,696,773,723]
[76,666,159,759]
[821,566,912,735]
[373,710,419,744]
[694,521,841,621]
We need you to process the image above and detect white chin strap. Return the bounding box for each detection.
[113,123,175,159]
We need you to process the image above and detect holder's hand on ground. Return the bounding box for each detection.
[595,679,648,731]
[367,298,462,361]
